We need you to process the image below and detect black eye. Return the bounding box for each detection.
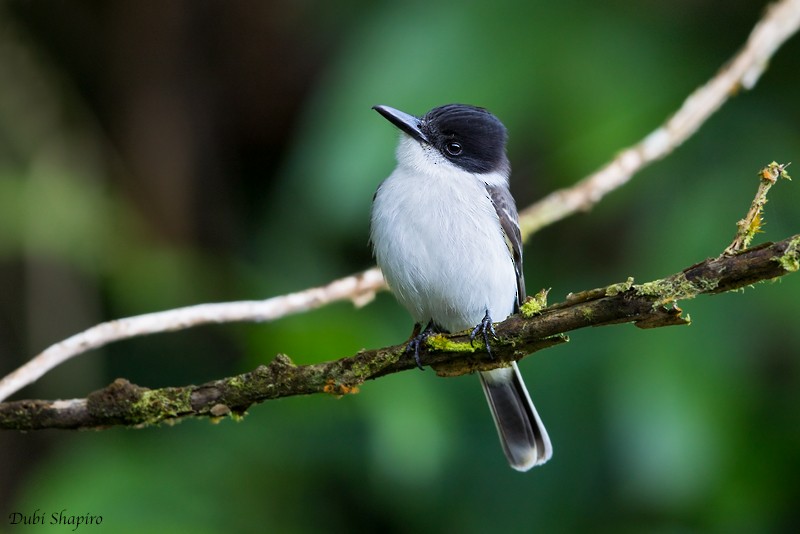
[445,141,462,156]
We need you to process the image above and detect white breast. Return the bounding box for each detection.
[370,137,518,333]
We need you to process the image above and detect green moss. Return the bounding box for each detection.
[520,288,549,318]
[777,236,800,272]
[634,278,675,298]
[779,254,799,272]
[605,277,634,296]
[634,273,718,307]
[341,348,400,383]
[132,388,193,425]
[691,276,720,293]
[426,334,478,353]
[227,375,246,390]
[228,411,246,422]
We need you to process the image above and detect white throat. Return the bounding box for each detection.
[370,135,517,332]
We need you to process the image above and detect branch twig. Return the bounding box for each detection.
[724,161,792,255]
[1,234,797,431]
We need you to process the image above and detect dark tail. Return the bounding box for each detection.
[479,362,552,471]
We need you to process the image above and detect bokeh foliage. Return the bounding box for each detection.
[1,1,799,532]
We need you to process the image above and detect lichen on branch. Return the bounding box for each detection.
[0,233,797,432]
[724,161,791,255]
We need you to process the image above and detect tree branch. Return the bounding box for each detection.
[0,268,386,402]
[724,161,792,255]
[1,234,797,431]
[0,0,799,403]
[518,0,800,237]
[1,0,799,404]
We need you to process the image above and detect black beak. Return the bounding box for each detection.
[373,105,429,144]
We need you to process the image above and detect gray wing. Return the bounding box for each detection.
[485,183,525,310]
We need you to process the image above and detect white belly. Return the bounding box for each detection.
[370,165,517,333]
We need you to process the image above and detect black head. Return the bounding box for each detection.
[373,103,509,174]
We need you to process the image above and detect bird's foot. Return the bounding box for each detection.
[406,322,436,370]
[470,310,497,358]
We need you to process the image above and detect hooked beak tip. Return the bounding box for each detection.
[373,105,428,144]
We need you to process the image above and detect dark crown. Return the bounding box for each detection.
[421,104,509,174]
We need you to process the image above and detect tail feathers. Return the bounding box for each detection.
[479,362,552,471]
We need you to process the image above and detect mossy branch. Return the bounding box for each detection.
[1,233,797,431]
[724,161,792,255]
[2,0,799,403]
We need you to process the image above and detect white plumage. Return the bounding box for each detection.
[371,104,552,471]
[371,136,518,332]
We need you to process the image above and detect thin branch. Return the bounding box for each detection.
[724,162,792,255]
[1,234,797,431]
[519,0,800,237]
[0,268,385,402]
[1,0,799,402]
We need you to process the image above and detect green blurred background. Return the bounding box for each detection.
[1,0,799,532]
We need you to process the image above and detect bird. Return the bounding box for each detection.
[370,103,552,471]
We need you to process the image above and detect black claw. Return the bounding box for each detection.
[470,310,497,358]
[406,322,436,370]
[406,338,424,370]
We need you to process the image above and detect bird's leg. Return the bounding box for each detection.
[470,309,498,358]
[409,323,422,338]
[406,321,436,370]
